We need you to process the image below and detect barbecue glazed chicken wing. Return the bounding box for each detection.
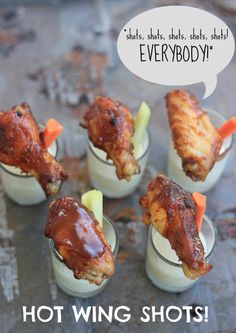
[166,90,223,181]
[0,103,68,196]
[82,96,140,181]
[45,197,114,285]
[140,175,212,279]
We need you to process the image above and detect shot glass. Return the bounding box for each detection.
[145,215,217,293]
[49,215,119,298]
[87,130,150,198]
[167,109,233,193]
[0,124,59,205]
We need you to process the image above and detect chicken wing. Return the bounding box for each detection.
[0,103,68,196]
[166,90,223,181]
[45,197,114,285]
[82,96,140,181]
[140,175,212,279]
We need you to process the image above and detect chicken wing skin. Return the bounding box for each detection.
[45,197,114,285]
[82,96,140,181]
[140,175,212,279]
[0,103,68,196]
[166,90,223,181]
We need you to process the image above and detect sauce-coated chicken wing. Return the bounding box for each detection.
[45,197,114,285]
[140,175,212,279]
[166,90,223,181]
[0,103,67,196]
[82,96,140,181]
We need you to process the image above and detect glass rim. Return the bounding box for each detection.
[49,214,119,264]
[202,108,233,158]
[88,129,151,166]
[0,122,59,178]
[149,214,217,268]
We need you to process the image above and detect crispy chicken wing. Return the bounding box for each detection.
[166,90,223,181]
[82,96,140,181]
[45,197,114,285]
[140,175,212,279]
[0,103,68,196]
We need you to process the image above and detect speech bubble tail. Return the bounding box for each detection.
[203,76,217,99]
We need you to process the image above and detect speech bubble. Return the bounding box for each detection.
[117,6,235,99]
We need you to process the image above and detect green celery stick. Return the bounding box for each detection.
[132,102,151,155]
[81,190,103,228]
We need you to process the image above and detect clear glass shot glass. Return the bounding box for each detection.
[87,130,151,198]
[145,215,217,293]
[0,124,59,205]
[49,215,119,298]
[167,109,233,193]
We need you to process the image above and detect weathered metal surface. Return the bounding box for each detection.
[0,1,235,333]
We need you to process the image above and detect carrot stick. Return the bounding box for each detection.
[218,116,236,140]
[192,192,206,233]
[44,118,63,148]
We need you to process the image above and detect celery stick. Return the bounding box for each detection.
[81,190,103,228]
[81,192,90,211]
[132,102,151,156]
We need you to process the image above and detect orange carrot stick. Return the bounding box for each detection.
[44,118,63,148]
[192,192,206,233]
[218,116,236,140]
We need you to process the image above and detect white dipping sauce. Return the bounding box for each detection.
[0,142,57,205]
[145,217,215,293]
[87,131,149,198]
[167,109,232,193]
[50,216,118,298]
